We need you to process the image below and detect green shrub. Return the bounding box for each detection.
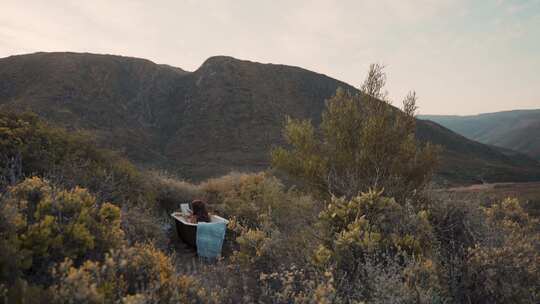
[50,244,209,304]
[121,206,170,250]
[201,172,317,230]
[258,265,336,304]
[462,198,540,303]
[0,177,215,304]
[0,177,124,284]
[148,170,202,213]
[426,194,540,303]
[194,173,323,301]
[272,65,439,202]
[311,189,451,303]
[200,172,319,263]
[0,111,155,206]
[319,190,433,258]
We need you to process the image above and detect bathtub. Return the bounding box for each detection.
[171,212,229,248]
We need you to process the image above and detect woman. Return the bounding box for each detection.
[188,199,211,223]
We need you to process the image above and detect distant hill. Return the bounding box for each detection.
[1,52,540,184]
[420,110,540,161]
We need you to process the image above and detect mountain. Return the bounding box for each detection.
[1,52,540,184]
[420,110,540,161]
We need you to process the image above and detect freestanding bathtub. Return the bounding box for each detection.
[171,212,229,248]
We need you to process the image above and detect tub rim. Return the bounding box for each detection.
[171,212,229,226]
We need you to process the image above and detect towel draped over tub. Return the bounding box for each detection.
[171,212,228,259]
[196,221,227,259]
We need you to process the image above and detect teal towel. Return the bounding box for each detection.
[196,221,226,259]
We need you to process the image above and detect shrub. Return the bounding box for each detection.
[200,172,319,263]
[462,198,540,303]
[201,173,317,227]
[228,215,282,273]
[330,253,446,303]
[0,111,155,206]
[426,194,540,303]
[0,177,124,284]
[194,173,324,302]
[50,244,209,303]
[258,265,336,304]
[0,177,223,303]
[121,206,170,250]
[0,190,27,285]
[319,190,434,263]
[199,172,246,206]
[272,65,439,202]
[315,190,441,302]
[148,170,202,213]
[426,193,487,301]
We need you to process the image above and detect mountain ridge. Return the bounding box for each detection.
[1,51,539,184]
[420,109,540,161]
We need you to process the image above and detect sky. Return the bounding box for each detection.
[1,0,539,115]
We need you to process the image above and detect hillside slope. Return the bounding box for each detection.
[1,52,540,184]
[420,110,540,161]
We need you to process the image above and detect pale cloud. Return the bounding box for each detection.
[0,0,538,114]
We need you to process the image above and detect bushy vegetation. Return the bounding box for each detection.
[0,111,154,205]
[1,64,538,303]
[50,243,207,304]
[272,64,439,202]
[149,170,202,213]
[0,177,208,303]
[0,177,123,283]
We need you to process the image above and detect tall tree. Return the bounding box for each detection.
[271,64,439,202]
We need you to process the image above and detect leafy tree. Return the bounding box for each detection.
[272,64,439,202]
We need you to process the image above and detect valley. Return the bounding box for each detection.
[421,110,540,161]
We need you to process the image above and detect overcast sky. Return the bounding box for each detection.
[1,0,539,115]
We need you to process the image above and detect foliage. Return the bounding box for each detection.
[272,64,439,202]
[0,111,155,206]
[227,215,282,273]
[50,244,208,304]
[462,198,540,303]
[0,177,124,285]
[201,172,317,230]
[426,193,485,301]
[326,191,432,255]
[191,172,324,301]
[120,206,170,249]
[0,177,210,304]
[427,193,540,304]
[258,265,336,304]
[315,190,442,302]
[148,170,202,213]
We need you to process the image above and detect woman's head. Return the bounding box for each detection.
[191,199,210,222]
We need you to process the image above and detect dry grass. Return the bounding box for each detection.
[148,170,203,213]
